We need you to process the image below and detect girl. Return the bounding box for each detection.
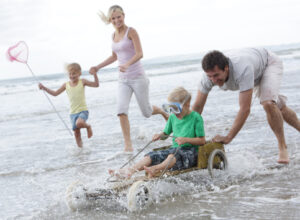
[39,63,99,147]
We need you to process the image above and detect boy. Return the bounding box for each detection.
[39,63,99,147]
[109,87,206,178]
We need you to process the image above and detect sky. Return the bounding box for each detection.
[1,0,300,80]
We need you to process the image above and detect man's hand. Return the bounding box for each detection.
[212,135,231,144]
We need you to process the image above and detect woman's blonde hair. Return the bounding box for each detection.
[66,63,81,73]
[98,5,124,24]
[168,87,191,103]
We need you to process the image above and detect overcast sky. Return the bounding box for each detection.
[1,0,300,80]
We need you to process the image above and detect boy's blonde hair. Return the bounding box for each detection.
[98,5,124,25]
[168,87,191,103]
[66,63,81,73]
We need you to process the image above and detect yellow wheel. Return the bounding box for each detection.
[208,149,228,178]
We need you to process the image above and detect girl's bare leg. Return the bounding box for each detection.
[74,129,83,148]
[76,118,93,138]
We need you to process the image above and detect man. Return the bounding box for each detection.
[193,48,300,163]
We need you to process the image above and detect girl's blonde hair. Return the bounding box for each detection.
[66,63,81,73]
[98,5,124,24]
[168,87,191,103]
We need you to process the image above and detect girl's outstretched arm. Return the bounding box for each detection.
[82,72,99,88]
[38,83,66,96]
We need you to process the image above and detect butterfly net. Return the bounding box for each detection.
[6,41,29,64]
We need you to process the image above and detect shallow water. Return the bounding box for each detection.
[0,45,299,219]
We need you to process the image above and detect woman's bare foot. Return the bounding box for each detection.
[152,105,169,121]
[144,166,156,178]
[124,146,133,152]
[161,111,169,121]
[278,147,289,164]
[87,125,93,138]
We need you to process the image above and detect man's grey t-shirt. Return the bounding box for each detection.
[198,48,269,94]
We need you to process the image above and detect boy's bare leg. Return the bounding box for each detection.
[152,105,169,121]
[74,129,83,148]
[119,114,133,152]
[262,101,289,163]
[281,106,300,131]
[144,154,176,178]
[76,118,93,138]
[108,156,152,178]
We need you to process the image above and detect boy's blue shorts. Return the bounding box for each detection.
[70,111,89,130]
[145,146,198,171]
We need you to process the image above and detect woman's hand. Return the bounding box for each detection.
[89,66,99,75]
[119,63,129,72]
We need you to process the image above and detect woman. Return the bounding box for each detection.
[89,5,168,152]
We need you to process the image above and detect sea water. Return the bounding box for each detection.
[0,44,299,219]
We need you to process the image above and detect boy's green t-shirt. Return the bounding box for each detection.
[163,111,205,148]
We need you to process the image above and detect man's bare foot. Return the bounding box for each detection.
[278,147,289,164]
[87,125,93,138]
[144,166,156,178]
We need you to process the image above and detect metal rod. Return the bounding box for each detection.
[26,63,73,136]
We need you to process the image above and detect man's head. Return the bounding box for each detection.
[202,50,229,87]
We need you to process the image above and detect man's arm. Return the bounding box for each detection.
[213,89,253,144]
[192,90,208,114]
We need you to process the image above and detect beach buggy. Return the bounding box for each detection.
[66,141,228,212]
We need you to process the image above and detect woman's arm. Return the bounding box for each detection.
[89,52,117,74]
[39,83,66,96]
[119,28,143,72]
